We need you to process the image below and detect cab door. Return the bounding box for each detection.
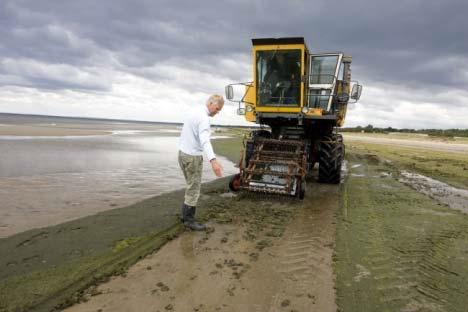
[308,53,343,111]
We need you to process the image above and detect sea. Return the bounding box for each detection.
[0,114,237,238]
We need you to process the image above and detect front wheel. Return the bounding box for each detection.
[229,173,242,192]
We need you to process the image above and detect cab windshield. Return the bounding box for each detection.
[256,50,301,106]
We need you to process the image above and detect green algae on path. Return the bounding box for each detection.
[0,223,183,312]
[335,152,468,312]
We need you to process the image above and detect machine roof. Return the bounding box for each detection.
[252,37,305,46]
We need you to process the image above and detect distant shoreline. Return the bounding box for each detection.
[0,112,183,126]
[0,124,111,137]
[0,112,256,128]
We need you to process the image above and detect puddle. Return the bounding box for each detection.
[399,170,468,214]
[211,135,233,139]
[219,192,237,198]
[371,172,392,178]
[340,160,349,182]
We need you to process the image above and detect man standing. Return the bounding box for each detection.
[178,94,224,230]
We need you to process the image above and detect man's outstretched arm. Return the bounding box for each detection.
[199,119,223,177]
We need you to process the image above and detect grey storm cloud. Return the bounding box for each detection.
[1,0,468,96]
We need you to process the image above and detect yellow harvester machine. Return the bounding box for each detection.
[226,37,362,199]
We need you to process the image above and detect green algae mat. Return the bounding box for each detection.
[335,151,468,311]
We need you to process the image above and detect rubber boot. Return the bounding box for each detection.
[181,203,190,222]
[183,205,206,231]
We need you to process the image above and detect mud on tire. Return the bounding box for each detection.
[318,134,344,184]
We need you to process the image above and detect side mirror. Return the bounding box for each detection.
[351,84,363,100]
[225,85,234,100]
[237,107,246,115]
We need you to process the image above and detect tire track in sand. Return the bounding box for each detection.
[270,183,339,312]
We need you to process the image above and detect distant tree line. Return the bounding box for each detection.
[340,125,468,138]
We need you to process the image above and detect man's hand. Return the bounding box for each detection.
[210,159,223,177]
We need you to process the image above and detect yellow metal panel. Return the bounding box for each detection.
[252,44,306,52]
[337,104,347,126]
[255,107,301,113]
[335,80,349,125]
[245,111,256,122]
[244,83,256,122]
[304,108,323,116]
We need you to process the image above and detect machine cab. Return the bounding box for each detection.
[225,37,361,124]
[252,37,306,111]
[256,49,302,107]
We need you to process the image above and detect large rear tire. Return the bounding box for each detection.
[337,133,345,162]
[318,134,344,184]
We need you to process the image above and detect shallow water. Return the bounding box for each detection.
[0,123,237,238]
[399,170,468,214]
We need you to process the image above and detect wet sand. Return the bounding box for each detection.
[0,124,110,136]
[0,177,234,311]
[66,182,339,312]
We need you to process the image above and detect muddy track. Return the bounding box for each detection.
[336,152,468,312]
[273,184,338,311]
[65,181,341,312]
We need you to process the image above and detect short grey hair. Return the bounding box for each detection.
[207,94,224,106]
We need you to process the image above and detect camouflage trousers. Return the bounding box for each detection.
[178,151,203,207]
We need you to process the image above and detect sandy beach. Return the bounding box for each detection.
[2,117,468,312]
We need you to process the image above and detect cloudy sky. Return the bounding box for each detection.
[1,0,467,128]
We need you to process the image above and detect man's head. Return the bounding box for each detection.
[206,94,224,117]
[276,53,285,65]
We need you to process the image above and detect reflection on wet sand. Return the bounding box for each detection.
[0,115,236,238]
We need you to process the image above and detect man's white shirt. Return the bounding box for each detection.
[178,105,216,161]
